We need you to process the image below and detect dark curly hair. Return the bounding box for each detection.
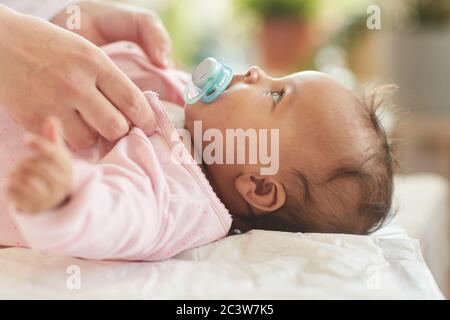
[251,85,398,235]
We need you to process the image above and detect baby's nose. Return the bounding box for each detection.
[228,66,264,89]
[244,66,263,83]
[227,74,245,88]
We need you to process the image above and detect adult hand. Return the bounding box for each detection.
[52,0,172,68]
[0,5,156,148]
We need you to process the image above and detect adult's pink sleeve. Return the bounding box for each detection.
[0,0,76,20]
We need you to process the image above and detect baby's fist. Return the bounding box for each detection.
[7,117,73,213]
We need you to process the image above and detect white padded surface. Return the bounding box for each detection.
[393,174,449,296]
[0,174,445,299]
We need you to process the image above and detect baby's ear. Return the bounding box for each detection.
[234,173,286,216]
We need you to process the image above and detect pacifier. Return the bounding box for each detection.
[184,57,233,105]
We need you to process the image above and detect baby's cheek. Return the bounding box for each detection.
[187,93,245,131]
[202,99,235,124]
[185,101,205,124]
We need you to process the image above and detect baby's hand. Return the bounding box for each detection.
[7,117,73,213]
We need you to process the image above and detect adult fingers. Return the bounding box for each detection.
[135,12,172,68]
[96,61,156,135]
[60,112,98,149]
[77,88,130,142]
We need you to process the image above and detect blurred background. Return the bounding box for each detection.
[115,0,450,295]
[115,0,450,179]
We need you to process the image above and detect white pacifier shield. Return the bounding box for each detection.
[192,57,221,88]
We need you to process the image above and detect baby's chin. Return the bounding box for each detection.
[184,101,200,122]
[185,100,205,133]
[185,98,215,121]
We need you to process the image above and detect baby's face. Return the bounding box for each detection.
[185,67,370,177]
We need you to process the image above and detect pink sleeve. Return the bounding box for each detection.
[0,0,76,20]
[9,133,169,261]
[101,41,190,106]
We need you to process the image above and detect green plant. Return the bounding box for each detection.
[236,0,319,20]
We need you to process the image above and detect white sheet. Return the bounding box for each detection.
[0,229,443,299]
[393,174,449,296]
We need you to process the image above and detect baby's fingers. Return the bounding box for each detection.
[42,116,65,146]
[7,172,49,213]
[18,158,67,186]
[6,183,28,211]
[25,134,63,159]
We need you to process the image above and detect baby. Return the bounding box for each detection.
[1,42,395,260]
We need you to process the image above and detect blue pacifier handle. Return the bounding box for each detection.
[184,57,233,105]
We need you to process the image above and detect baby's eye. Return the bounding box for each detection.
[271,88,285,105]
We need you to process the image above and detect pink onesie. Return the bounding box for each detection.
[0,42,232,261]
